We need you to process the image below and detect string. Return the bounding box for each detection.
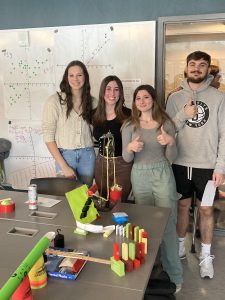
[98,132,117,204]
[112,138,116,187]
[106,136,117,198]
[105,140,110,201]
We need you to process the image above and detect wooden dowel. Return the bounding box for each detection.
[46,248,111,265]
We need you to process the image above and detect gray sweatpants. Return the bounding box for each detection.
[131,160,183,285]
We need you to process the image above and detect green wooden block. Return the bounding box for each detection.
[74,227,88,236]
[134,226,140,242]
[110,257,125,277]
[129,242,135,261]
[125,223,131,239]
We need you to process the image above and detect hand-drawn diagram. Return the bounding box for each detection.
[2,46,55,120]
[4,122,55,189]
[0,21,155,189]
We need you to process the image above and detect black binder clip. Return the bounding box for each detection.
[54,229,65,248]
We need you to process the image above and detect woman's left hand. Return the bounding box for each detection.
[157,125,174,146]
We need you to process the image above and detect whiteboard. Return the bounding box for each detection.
[0,21,156,189]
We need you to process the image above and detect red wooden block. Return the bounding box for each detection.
[129,224,135,240]
[122,259,134,272]
[142,231,148,238]
[135,243,141,260]
[113,243,120,261]
[140,242,145,258]
[133,258,141,269]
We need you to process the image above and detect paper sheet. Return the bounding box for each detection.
[201,180,216,206]
[37,197,61,207]
[25,197,61,207]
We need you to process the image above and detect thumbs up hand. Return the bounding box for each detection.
[157,125,175,146]
[184,97,197,118]
[127,135,144,153]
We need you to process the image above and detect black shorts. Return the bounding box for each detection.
[172,164,219,201]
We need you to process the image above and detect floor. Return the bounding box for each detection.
[176,229,225,300]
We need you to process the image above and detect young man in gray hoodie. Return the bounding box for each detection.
[166,51,225,279]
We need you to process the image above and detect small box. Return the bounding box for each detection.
[45,247,89,280]
[112,212,128,225]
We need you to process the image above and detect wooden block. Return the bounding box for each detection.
[129,242,135,261]
[134,226,140,242]
[113,243,120,261]
[140,242,145,258]
[139,229,144,242]
[142,237,148,254]
[103,229,115,238]
[122,243,128,261]
[129,224,135,240]
[133,258,141,269]
[135,243,141,260]
[142,230,148,238]
[122,258,134,272]
[125,223,131,239]
[110,257,125,277]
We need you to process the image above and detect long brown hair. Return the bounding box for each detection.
[126,84,174,129]
[92,75,128,126]
[58,60,93,123]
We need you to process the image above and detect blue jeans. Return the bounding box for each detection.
[56,147,96,187]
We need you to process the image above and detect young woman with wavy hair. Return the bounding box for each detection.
[122,84,183,291]
[92,75,132,204]
[42,60,96,186]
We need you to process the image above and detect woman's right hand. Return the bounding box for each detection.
[45,142,77,179]
[62,165,77,179]
[127,136,144,153]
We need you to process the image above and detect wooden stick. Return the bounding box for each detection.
[46,248,111,265]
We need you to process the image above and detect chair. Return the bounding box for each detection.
[0,138,11,190]
[30,177,82,196]
[0,159,5,189]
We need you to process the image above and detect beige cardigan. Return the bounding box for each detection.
[42,92,97,149]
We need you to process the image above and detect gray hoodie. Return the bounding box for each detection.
[166,75,225,174]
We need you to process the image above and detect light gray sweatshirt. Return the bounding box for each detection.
[166,76,225,174]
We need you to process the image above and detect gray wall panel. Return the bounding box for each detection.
[1,0,225,29]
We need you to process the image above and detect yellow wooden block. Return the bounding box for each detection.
[122,243,128,261]
[139,229,144,242]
